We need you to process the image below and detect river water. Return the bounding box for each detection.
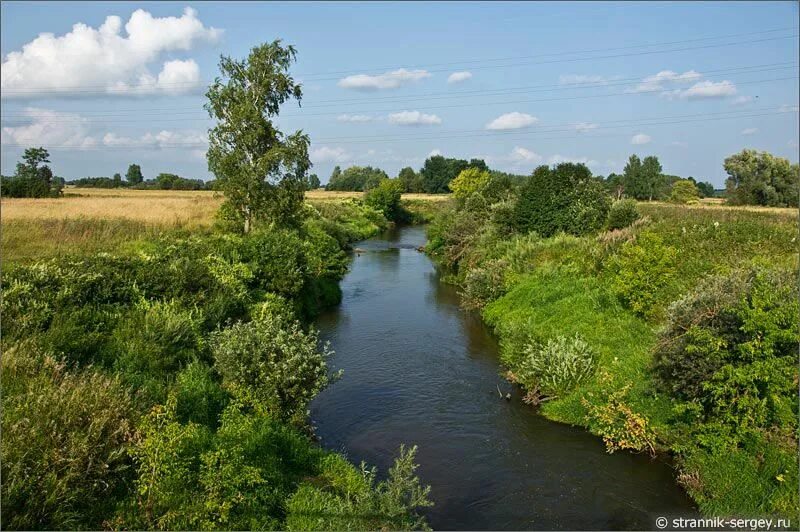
[311,225,695,530]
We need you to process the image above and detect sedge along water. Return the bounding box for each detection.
[311,225,696,530]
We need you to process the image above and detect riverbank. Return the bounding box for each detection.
[426,200,799,520]
[1,195,435,530]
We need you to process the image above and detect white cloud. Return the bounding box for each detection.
[101,129,206,148]
[1,7,221,98]
[572,122,599,133]
[337,68,430,91]
[1,107,97,148]
[666,80,737,100]
[779,104,800,113]
[732,95,754,106]
[336,114,374,123]
[388,110,442,126]
[631,133,652,145]
[740,128,758,135]
[486,112,538,130]
[311,146,351,163]
[510,147,543,164]
[631,70,702,93]
[447,71,472,84]
[428,149,442,157]
[559,74,616,85]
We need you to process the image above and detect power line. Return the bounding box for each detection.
[2,108,795,150]
[1,73,795,126]
[1,31,796,95]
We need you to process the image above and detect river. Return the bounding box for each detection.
[311,225,695,530]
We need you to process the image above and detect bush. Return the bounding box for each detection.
[286,445,433,531]
[515,334,598,399]
[583,381,657,456]
[174,361,230,429]
[669,179,700,204]
[606,199,640,230]
[449,167,491,203]
[514,163,611,237]
[1,343,134,530]
[211,313,336,424]
[608,231,677,318]
[364,178,404,222]
[655,267,799,434]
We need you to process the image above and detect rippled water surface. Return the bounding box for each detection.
[312,225,695,530]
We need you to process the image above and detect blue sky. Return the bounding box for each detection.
[1,1,798,185]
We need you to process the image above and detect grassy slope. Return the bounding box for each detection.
[476,203,798,518]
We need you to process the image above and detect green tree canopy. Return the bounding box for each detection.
[724,149,799,207]
[125,164,143,185]
[398,166,423,193]
[1,147,60,198]
[206,40,310,232]
[669,179,700,204]
[622,154,664,200]
[326,166,388,191]
[514,163,611,237]
[419,156,487,193]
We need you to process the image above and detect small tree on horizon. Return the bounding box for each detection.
[125,164,143,185]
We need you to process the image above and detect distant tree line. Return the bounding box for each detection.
[68,164,214,190]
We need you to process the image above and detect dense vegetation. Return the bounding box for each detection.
[1,40,432,531]
[426,158,798,519]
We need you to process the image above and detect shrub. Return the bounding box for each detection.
[364,178,404,221]
[514,163,611,237]
[655,267,799,434]
[211,313,336,424]
[583,383,657,456]
[669,179,700,204]
[449,167,491,203]
[606,199,640,230]
[174,361,230,429]
[515,334,598,398]
[459,261,508,309]
[1,343,134,530]
[286,445,433,531]
[608,231,677,318]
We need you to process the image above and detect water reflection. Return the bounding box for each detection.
[312,225,696,530]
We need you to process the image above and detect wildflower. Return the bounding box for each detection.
[713,221,719,229]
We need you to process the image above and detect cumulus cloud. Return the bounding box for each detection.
[336,114,374,123]
[546,154,597,166]
[338,69,431,91]
[740,127,758,136]
[388,110,442,126]
[732,95,754,106]
[510,147,542,164]
[486,112,538,130]
[1,7,221,98]
[311,146,351,163]
[447,71,472,84]
[779,104,800,113]
[630,70,702,93]
[664,80,737,100]
[101,129,206,148]
[631,133,652,145]
[573,122,599,133]
[1,107,97,148]
[428,149,442,157]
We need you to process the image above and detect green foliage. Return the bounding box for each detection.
[669,179,700,204]
[174,361,230,429]
[606,199,640,230]
[126,163,144,185]
[449,167,491,202]
[1,343,134,530]
[608,231,677,319]
[516,335,598,399]
[211,312,335,424]
[1,147,62,198]
[364,178,404,221]
[724,149,799,207]
[326,165,389,191]
[583,376,657,456]
[206,40,309,232]
[513,163,611,237]
[419,155,487,193]
[286,445,433,531]
[622,154,664,200]
[305,173,321,190]
[398,166,424,192]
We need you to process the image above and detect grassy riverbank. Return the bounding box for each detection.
[428,198,798,519]
[1,191,435,530]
